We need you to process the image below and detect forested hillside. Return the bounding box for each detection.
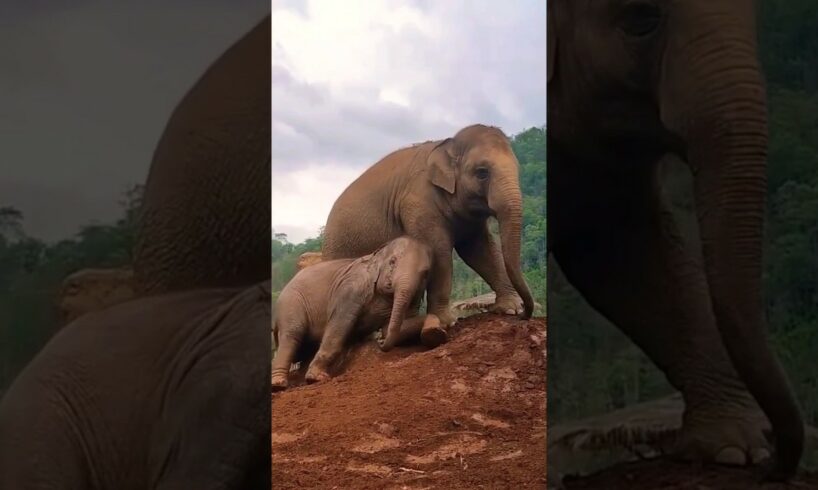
[549,0,818,431]
[270,127,548,311]
[0,186,142,393]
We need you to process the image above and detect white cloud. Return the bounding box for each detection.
[271,0,547,243]
[271,163,364,244]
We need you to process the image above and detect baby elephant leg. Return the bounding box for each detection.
[271,317,306,391]
[305,312,358,383]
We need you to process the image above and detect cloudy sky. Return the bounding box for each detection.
[0,1,268,241]
[271,0,547,244]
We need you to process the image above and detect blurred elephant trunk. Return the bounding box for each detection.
[660,5,804,477]
[490,176,534,318]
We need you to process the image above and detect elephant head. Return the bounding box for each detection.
[548,0,803,478]
[427,124,535,319]
[371,237,433,351]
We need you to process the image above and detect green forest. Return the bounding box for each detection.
[548,0,818,444]
[0,186,142,393]
[270,127,548,312]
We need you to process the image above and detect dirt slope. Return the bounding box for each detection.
[271,313,547,489]
[561,459,818,489]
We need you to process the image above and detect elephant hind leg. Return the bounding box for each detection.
[271,316,306,391]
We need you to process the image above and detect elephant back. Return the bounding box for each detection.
[133,16,271,294]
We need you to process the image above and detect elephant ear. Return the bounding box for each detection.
[547,4,557,83]
[427,138,456,194]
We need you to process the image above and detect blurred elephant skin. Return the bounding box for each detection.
[133,15,271,295]
[0,282,271,489]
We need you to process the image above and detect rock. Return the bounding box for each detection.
[296,252,323,271]
[374,422,399,437]
[451,292,543,313]
[56,267,135,326]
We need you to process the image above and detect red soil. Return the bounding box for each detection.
[271,313,547,489]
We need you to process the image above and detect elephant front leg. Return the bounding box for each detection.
[305,308,360,383]
[455,224,523,315]
[426,247,457,327]
[552,177,771,468]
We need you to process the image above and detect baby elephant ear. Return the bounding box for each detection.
[427,138,456,194]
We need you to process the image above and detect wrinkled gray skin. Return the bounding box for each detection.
[272,237,433,390]
[548,0,802,479]
[0,283,271,489]
[133,15,270,295]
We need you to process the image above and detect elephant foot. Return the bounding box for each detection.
[304,365,332,384]
[420,314,448,348]
[271,372,289,391]
[673,395,771,468]
[431,308,457,328]
[490,292,524,316]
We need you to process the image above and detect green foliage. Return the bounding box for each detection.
[271,229,324,292]
[0,185,143,393]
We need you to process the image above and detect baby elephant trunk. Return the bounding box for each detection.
[378,277,421,352]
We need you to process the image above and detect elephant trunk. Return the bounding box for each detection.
[490,177,535,319]
[379,278,417,352]
[661,7,803,477]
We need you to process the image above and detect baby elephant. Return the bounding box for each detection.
[272,236,443,389]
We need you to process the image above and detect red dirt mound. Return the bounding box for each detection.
[561,459,818,489]
[271,313,547,489]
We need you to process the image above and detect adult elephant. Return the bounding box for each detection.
[133,15,271,295]
[548,0,802,480]
[322,124,535,328]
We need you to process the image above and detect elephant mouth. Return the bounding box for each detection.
[462,198,492,219]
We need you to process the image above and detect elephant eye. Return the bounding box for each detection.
[619,1,662,38]
[474,167,490,180]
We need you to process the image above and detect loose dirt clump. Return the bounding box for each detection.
[271,313,547,489]
[560,459,818,489]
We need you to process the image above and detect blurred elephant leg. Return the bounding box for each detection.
[455,224,523,315]
[552,164,768,466]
